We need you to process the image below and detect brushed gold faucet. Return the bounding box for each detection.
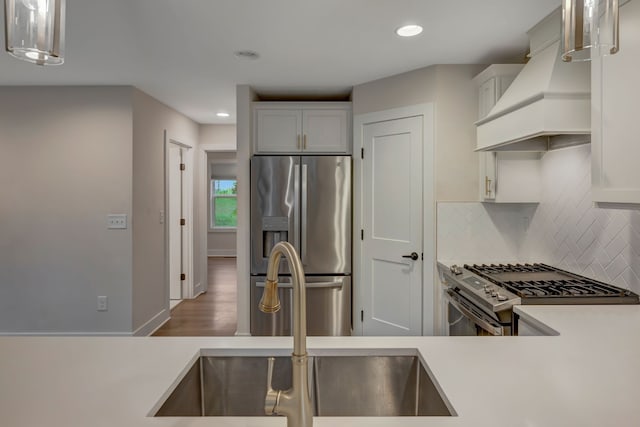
[259,241,313,427]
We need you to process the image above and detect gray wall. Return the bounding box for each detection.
[132,89,200,333]
[0,87,134,334]
[352,64,485,202]
[0,86,201,335]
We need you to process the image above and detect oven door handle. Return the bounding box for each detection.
[446,290,504,336]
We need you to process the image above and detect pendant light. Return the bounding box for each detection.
[4,0,65,65]
[561,0,619,62]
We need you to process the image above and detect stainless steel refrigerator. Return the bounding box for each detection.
[250,155,351,336]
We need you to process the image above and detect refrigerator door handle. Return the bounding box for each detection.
[301,163,308,265]
[293,163,301,253]
[256,280,343,289]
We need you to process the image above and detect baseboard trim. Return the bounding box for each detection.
[208,249,236,257]
[193,281,204,296]
[133,308,170,337]
[0,331,132,336]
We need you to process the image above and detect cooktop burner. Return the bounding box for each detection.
[463,263,640,304]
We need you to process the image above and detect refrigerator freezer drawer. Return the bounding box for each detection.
[250,275,351,336]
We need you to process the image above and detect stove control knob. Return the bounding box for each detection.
[497,294,508,302]
[490,290,498,298]
[483,285,491,294]
[450,265,463,275]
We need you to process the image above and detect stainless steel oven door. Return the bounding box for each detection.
[446,289,504,336]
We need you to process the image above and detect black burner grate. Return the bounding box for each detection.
[501,279,631,297]
[465,263,554,274]
[463,263,640,304]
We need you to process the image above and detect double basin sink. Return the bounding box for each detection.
[154,348,454,417]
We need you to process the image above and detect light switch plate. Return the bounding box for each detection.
[107,214,127,229]
[97,296,108,311]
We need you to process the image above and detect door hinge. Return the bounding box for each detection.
[422,253,424,260]
[180,163,185,171]
[360,310,364,322]
[361,229,364,240]
[361,148,364,159]
[180,218,186,226]
[180,273,186,281]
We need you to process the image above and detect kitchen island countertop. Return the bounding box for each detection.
[2,304,640,427]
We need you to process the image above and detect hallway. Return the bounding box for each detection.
[152,257,237,336]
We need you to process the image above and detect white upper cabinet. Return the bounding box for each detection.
[253,102,351,154]
[474,64,523,121]
[255,108,302,153]
[473,65,541,203]
[591,0,640,204]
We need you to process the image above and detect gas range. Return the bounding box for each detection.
[440,262,640,336]
[463,263,640,305]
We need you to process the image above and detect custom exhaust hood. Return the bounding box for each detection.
[476,8,591,151]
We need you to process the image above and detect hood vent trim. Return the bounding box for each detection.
[476,9,591,152]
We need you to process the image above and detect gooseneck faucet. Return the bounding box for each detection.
[259,241,313,427]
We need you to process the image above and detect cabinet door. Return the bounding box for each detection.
[478,78,497,120]
[255,109,302,153]
[480,152,496,200]
[302,109,350,153]
[591,0,640,203]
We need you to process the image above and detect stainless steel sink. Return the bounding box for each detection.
[154,350,454,417]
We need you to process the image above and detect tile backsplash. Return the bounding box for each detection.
[437,144,640,293]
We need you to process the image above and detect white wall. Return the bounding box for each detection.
[352,64,484,202]
[437,144,640,294]
[433,65,486,202]
[0,87,134,334]
[352,66,437,116]
[235,85,257,335]
[200,124,236,149]
[132,89,200,334]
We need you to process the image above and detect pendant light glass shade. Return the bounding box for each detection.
[562,0,619,62]
[4,0,65,65]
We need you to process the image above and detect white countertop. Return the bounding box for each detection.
[2,305,640,427]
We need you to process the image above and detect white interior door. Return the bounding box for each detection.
[362,116,423,335]
[168,144,183,300]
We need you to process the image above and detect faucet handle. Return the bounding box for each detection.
[265,357,280,415]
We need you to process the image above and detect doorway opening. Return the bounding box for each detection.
[165,135,194,310]
[153,256,237,336]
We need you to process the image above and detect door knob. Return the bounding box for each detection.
[402,252,419,261]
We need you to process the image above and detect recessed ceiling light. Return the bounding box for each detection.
[234,50,260,60]
[395,24,423,37]
[216,112,230,118]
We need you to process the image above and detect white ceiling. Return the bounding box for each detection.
[0,0,561,124]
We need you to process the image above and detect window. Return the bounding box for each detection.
[210,178,237,229]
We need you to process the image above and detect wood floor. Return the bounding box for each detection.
[152,257,237,336]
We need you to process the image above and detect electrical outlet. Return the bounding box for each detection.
[97,296,108,311]
[107,214,127,229]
